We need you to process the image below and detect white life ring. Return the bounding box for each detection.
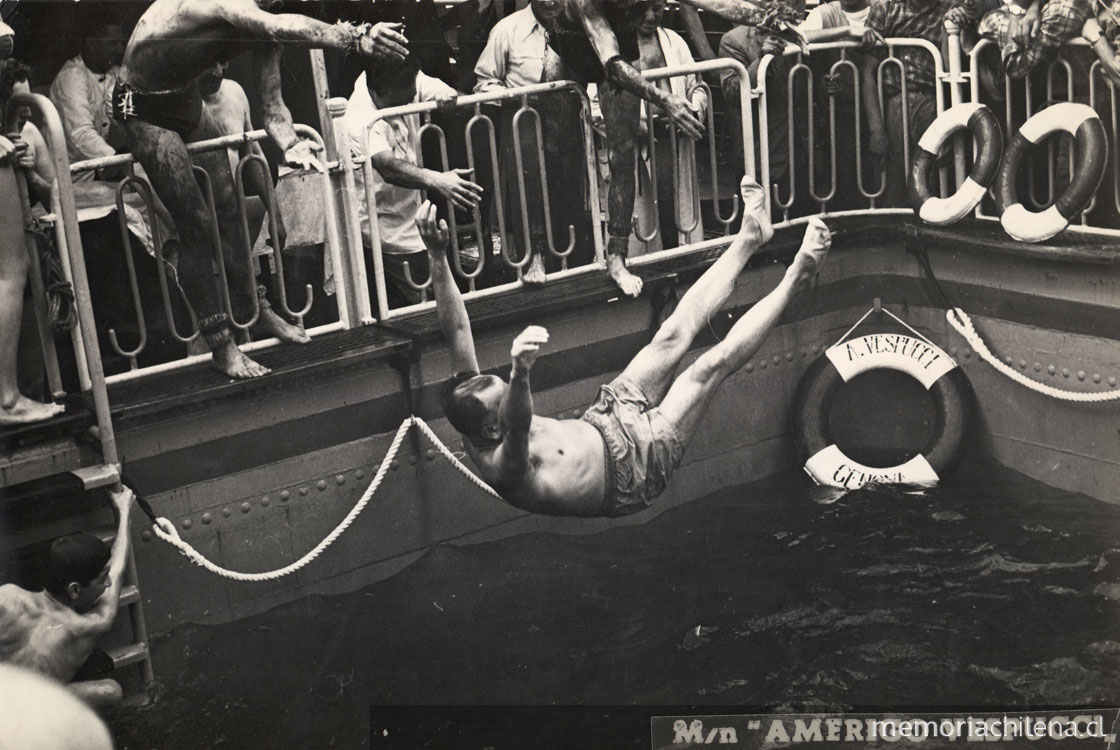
[792,333,974,490]
[994,102,1108,243]
[909,103,1003,226]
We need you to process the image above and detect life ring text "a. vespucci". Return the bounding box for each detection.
[792,333,974,490]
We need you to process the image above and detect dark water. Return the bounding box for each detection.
[113,463,1120,749]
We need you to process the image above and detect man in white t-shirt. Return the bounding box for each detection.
[342,57,483,306]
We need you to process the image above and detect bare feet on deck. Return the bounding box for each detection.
[523,252,547,285]
[606,236,643,297]
[0,395,64,425]
[212,340,271,379]
[740,176,773,245]
[788,217,832,286]
[253,307,310,345]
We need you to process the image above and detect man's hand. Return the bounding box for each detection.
[12,135,34,171]
[110,486,135,515]
[359,22,409,61]
[431,167,483,211]
[511,325,548,375]
[663,93,703,140]
[415,200,449,257]
[944,5,971,28]
[0,134,15,166]
[1014,2,1042,45]
[761,34,786,58]
[859,27,886,51]
[283,138,325,173]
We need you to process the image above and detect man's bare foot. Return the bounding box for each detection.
[212,340,271,379]
[607,253,643,297]
[740,176,773,244]
[253,307,310,344]
[523,252,547,285]
[0,395,65,425]
[788,217,832,286]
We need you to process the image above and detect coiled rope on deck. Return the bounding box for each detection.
[152,416,501,582]
[946,308,1120,402]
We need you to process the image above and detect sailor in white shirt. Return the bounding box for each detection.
[473,0,561,92]
[49,19,125,182]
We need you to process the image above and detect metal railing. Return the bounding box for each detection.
[12,33,1117,407]
[8,92,119,471]
[66,125,352,382]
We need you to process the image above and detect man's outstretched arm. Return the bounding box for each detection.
[497,326,549,477]
[573,0,703,139]
[84,488,134,633]
[416,201,479,374]
[254,46,326,172]
[216,0,408,58]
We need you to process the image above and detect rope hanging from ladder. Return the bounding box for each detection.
[151,416,501,582]
[946,308,1120,403]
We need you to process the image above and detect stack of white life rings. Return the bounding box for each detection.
[908,101,1108,242]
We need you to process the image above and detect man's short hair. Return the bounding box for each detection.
[0,58,30,105]
[439,371,492,437]
[44,535,110,597]
[365,54,421,96]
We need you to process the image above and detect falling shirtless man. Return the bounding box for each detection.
[113,0,408,377]
[541,0,805,297]
[423,178,830,518]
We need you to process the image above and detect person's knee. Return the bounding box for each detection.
[652,314,691,352]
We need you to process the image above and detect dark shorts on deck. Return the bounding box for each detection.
[112,80,202,139]
[581,375,684,517]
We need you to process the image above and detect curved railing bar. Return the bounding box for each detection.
[414,118,453,293]
[11,92,119,465]
[529,102,577,264]
[509,99,543,271]
[671,79,705,237]
[631,105,662,246]
[236,154,313,322]
[804,58,837,209]
[192,165,243,332]
[461,106,499,288]
[109,177,152,367]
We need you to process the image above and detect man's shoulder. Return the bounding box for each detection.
[491,6,533,35]
[50,56,86,86]
[0,584,38,617]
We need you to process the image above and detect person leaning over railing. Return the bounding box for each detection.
[632,0,708,252]
[1083,2,1120,85]
[718,18,793,211]
[858,0,981,207]
[0,43,64,426]
[340,55,484,308]
[473,0,593,282]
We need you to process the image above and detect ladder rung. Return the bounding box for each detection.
[119,584,139,607]
[105,642,149,669]
[70,464,120,490]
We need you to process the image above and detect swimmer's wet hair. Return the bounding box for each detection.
[44,534,110,597]
[440,371,493,438]
[365,54,421,96]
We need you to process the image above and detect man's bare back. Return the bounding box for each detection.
[0,585,106,682]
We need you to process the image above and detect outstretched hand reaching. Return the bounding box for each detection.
[511,326,549,374]
[415,200,449,257]
[283,138,325,173]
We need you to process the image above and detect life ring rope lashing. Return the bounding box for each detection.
[909,103,1003,226]
[995,102,1108,243]
[792,333,974,491]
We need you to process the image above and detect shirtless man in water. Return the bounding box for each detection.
[114,0,408,377]
[541,0,805,297]
[422,178,831,517]
[0,487,134,709]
